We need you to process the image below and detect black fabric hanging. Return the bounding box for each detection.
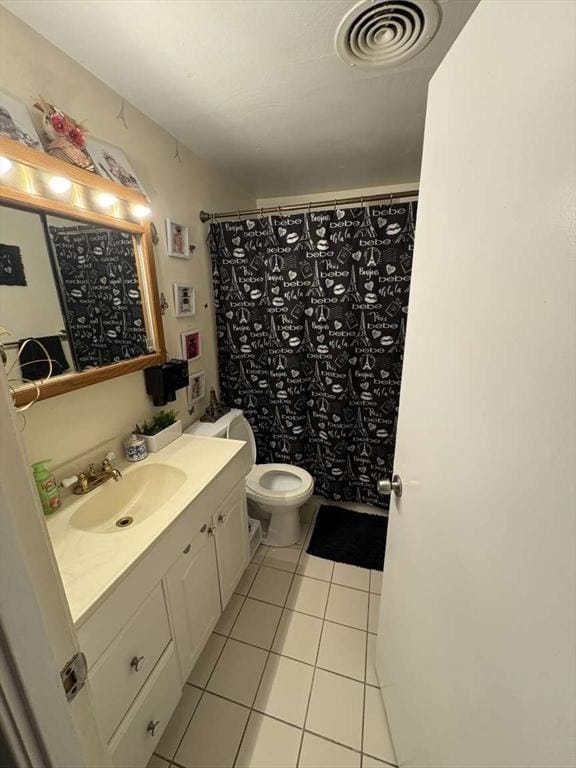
[209,202,416,508]
[47,226,148,370]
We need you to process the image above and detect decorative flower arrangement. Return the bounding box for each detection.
[33,97,95,171]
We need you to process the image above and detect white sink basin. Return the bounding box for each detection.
[70,463,187,534]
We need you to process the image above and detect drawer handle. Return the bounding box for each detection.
[147,719,160,737]
[183,543,191,553]
[217,513,227,524]
[130,655,145,672]
[200,523,207,533]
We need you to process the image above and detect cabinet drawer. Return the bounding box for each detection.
[110,642,181,768]
[90,584,171,743]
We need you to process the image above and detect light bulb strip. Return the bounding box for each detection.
[49,175,72,194]
[0,138,151,221]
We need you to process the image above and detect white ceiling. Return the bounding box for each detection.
[3,0,478,196]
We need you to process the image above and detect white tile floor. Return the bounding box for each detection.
[150,505,396,768]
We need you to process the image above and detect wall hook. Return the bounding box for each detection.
[116,98,128,129]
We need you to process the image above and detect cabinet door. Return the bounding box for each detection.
[214,482,250,607]
[164,522,221,682]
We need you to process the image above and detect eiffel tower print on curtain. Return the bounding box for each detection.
[209,201,417,508]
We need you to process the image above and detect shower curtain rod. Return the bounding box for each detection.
[199,188,419,222]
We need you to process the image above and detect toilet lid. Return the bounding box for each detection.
[226,414,257,466]
[246,463,314,501]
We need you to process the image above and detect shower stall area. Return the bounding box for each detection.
[207,193,417,511]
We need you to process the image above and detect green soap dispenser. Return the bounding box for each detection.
[32,460,61,516]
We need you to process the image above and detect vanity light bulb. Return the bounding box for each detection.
[0,156,12,176]
[131,204,151,219]
[49,176,72,194]
[97,192,118,208]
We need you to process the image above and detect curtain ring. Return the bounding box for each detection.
[260,207,264,218]
[308,201,312,216]
[237,210,241,221]
[360,195,365,208]
[389,193,393,208]
[333,199,337,210]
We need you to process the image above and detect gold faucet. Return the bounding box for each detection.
[62,452,123,495]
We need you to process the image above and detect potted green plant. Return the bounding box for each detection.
[134,409,181,453]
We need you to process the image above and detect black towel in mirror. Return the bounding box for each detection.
[18,335,70,380]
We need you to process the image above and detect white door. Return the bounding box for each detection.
[376,2,576,767]
[164,522,222,681]
[0,369,111,767]
[213,482,250,607]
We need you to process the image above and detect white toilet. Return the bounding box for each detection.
[186,409,314,546]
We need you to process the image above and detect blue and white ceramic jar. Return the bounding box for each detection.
[124,434,147,462]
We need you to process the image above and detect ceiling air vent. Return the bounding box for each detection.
[335,0,441,69]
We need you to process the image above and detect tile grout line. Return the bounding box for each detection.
[234,507,320,768]
[361,552,370,765]
[224,592,372,634]
[230,518,313,768]
[295,553,334,768]
[260,557,376,594]
[189,630,376,687]
[167,686,381,764]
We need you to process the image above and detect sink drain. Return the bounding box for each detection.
[116,516,134,528]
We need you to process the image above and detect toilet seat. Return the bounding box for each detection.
[246,463,314,506]
[227,415,313,504]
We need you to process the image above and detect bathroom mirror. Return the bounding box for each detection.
[1,203,163,405]
[0,190,165,406]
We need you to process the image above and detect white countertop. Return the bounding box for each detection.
[47,434,249,625]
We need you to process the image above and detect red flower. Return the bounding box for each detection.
[68,126,85,148]
[50,112,67,134]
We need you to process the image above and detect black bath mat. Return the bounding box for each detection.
[307,505,388,571]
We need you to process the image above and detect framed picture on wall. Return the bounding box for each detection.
[188,370,206,403]
[0,92,42,150]
[85,137,147,196]
[166,218,190,259]
[180,329,201,361]
[173,283,195,318]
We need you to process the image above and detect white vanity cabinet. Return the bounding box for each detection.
[164,516,222,681]
[76,472,250,767]
[213,482,251,607]
[165,480,249,680]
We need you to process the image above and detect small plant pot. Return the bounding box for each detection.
[136,420,182,453]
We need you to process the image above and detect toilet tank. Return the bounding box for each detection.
[184,408,243,438]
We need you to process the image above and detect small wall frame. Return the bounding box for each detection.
[188,370,206,403]
[173,283,195,318]
[165,218,190,259]
[180,329,201,361]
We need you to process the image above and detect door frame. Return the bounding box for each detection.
[0,367,111,767]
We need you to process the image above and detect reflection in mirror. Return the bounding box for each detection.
[46,215,149,370]
[0,204,153,393]
[0,205,74,386]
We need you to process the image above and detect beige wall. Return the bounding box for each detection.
[0,7,255,470]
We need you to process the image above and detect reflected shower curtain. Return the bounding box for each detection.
[208,202,416,508]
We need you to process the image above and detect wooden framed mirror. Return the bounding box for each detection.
[0,136,166,407]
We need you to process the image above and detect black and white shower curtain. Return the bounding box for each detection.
[209,202,416,508]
